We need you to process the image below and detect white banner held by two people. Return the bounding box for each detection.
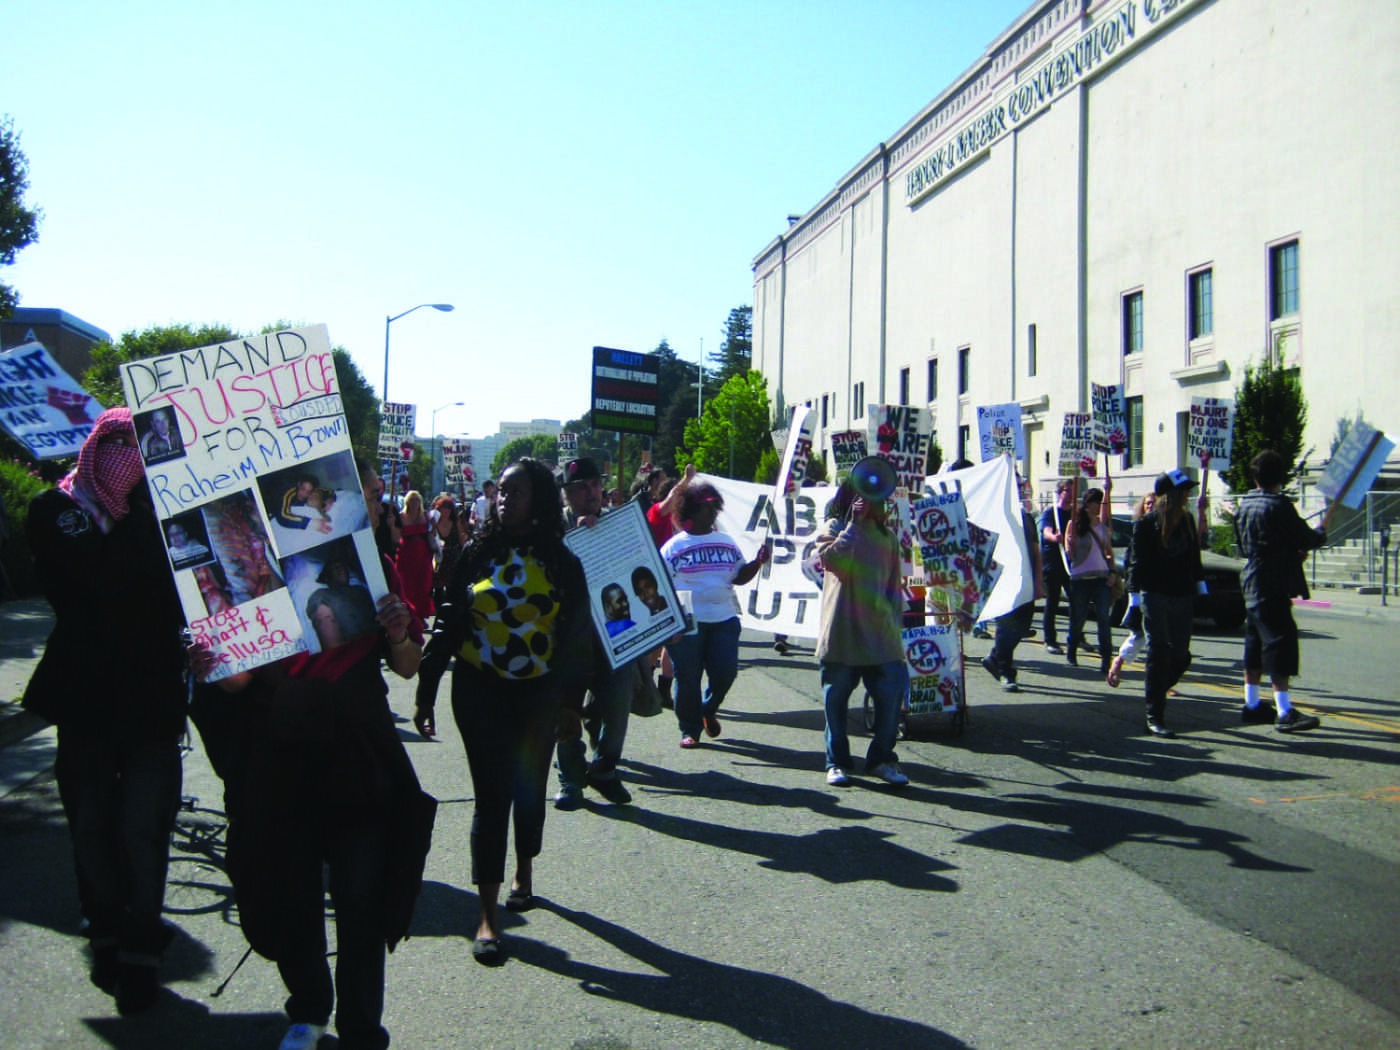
[120,324,385,681]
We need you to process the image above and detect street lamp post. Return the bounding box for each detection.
[382,302,454,403]
[431,400,465,494]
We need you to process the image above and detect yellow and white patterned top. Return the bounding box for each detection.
[457,548,559,679]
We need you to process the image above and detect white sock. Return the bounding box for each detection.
[1274,690,1292,716]
[1244,683,1261,707]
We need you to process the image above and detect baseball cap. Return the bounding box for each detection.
[1154,468,1199,495]
[564,457,602,485]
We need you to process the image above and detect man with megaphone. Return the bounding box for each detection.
[811,458,910,788]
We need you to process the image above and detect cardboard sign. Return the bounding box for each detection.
[0,341,104,459]
[564,502,685,669]
[558,432,578,457]
[1187,397,1234,472]
[1317,420,1396,510]
[904,623,963,714]
[442,438,474,491]
[378,401,416,457]
[1091,383,1127,455]
[868,404,933,495]
[1059,412,1095,477]
[829,429,867,482]
[120,325,386,681]
[976,402,1025,462]
[591,346,660,437]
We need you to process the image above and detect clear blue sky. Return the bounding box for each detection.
[6,0,1028,440]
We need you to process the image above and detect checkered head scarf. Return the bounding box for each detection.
[59,407,145,525]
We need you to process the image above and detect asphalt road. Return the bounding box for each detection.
[1,603,1397,1049]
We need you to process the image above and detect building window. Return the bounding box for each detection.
[1270,240,1299,319]
[1027,324,1038,377]
[927,358,938,401]
[853,381,865,419]
[957,346,970,395]
[1125,396,1144,468]
[1122,291,1143,355]
[1188,268,1213,340]
[958,425,970,461]
[899,367,910,406]
[821,394,829,428]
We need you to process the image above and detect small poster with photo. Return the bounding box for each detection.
[120,324,387,680]
[903,623,963,715]
[281,534,384,654]
[564,501,685,669]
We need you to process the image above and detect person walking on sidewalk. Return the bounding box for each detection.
[1039,480,1075,654]
[22,408,188,1014]
[981,496,1043,693]
[813,480,909,788]
[1065,476,1115,673]
[1234,450,1327,733]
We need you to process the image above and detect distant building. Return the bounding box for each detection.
[752,0,1400,495]
[0,307,111,384]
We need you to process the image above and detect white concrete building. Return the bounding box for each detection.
[752,0,1400,496]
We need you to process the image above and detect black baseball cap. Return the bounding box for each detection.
[564,457,602,485]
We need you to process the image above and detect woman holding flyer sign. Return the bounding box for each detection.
[1064,474,1115,674]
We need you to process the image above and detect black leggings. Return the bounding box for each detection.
[451,667,563,885]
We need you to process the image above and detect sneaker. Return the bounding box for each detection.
[772,639,791,655]
[703,715,722,738]
[278,1023,327,1050]
[1001,679,1021,693]
[1276,709,1320,733]
[679,735,699,749]
[586,774,632,805]
[869,762,909,787]
[979,655,1001,683]
[1044,643,1064,655]
[826,766,850,787]
[552,787,585,811]
[1145,717,1175,738]
[1241,703,1277,725]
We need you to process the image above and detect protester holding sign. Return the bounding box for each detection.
[1039,480,1075,655]
[660,481,770,748]
[1235,450,1327,733]
[413,457,590,966]
[813,480,909,787]
[1064,475,1115,673]
[22,408,188,1014]
[188,457,431,1050]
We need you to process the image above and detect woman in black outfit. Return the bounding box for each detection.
[415,457,589,965]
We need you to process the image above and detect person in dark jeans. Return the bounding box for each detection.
[982,506,1043,692]
[1039,480,1074,654]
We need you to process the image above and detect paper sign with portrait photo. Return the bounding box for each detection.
[0,341,104,459]
[564,501,685,669]
[120,324,386,680]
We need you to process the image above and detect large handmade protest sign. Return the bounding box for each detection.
[1317,420,1396,510]
[566,502,685,669]
[706,456,1028,639]
[1187,397,1234,473]
[976,402,1025,462]
[1059,412,1095,477]
[120,325,385,681]
[868,404,933,494]
[1091,383,1127,455]
[829,429,867,482]
[378,401,416,458]
[442,438,474,489]
[904,623,963,715]
[0,341,104,459]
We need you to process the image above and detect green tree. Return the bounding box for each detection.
[681,371,774,481]
[1224,357,1308,492]
[707,305,752,387]
[491,434,560,476]
[331,347,382,460]
[0,117,41,318]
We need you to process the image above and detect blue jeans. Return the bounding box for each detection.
[556,658,633,790]
[668,617,741,738]
[1143,591,1193,721]
[1069,575,1113,664]
[820,661,907,772]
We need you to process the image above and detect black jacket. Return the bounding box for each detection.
[1234,489,1326,604]
[1128,508,1202,598]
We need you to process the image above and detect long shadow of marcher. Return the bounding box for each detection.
[514,901,971,1050]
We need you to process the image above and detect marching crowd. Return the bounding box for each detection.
[19,409,1326,1050]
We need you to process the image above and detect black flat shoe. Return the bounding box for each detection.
[504,889,535,912]
[471,937,505,966]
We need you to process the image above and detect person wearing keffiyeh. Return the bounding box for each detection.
[24,407,189,1014]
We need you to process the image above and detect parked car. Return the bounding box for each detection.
[1109,515,1246,630]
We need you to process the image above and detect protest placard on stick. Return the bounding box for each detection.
[1091,383,1127,455]
[1059,412,1095,478]
[0,340,104,459]
[976,402,1024,462]
[868,404,933,495]
[1187,397,1234,472]
[121,324,386,681]
[1317,420,1396,512]
[829,429,867,483]
[903,623,963,714]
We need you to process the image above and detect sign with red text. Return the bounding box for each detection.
[1187,397,1234,472]
[904,623,962,714]
[377,401,416,458]
[120,324,386,681]
[0,340,104,459]
[1059,412,1095,477]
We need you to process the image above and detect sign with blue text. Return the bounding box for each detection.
[0,340,104,459]
[591,346,660,437]
[120,324,386,681]
[976,402,1025,462]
